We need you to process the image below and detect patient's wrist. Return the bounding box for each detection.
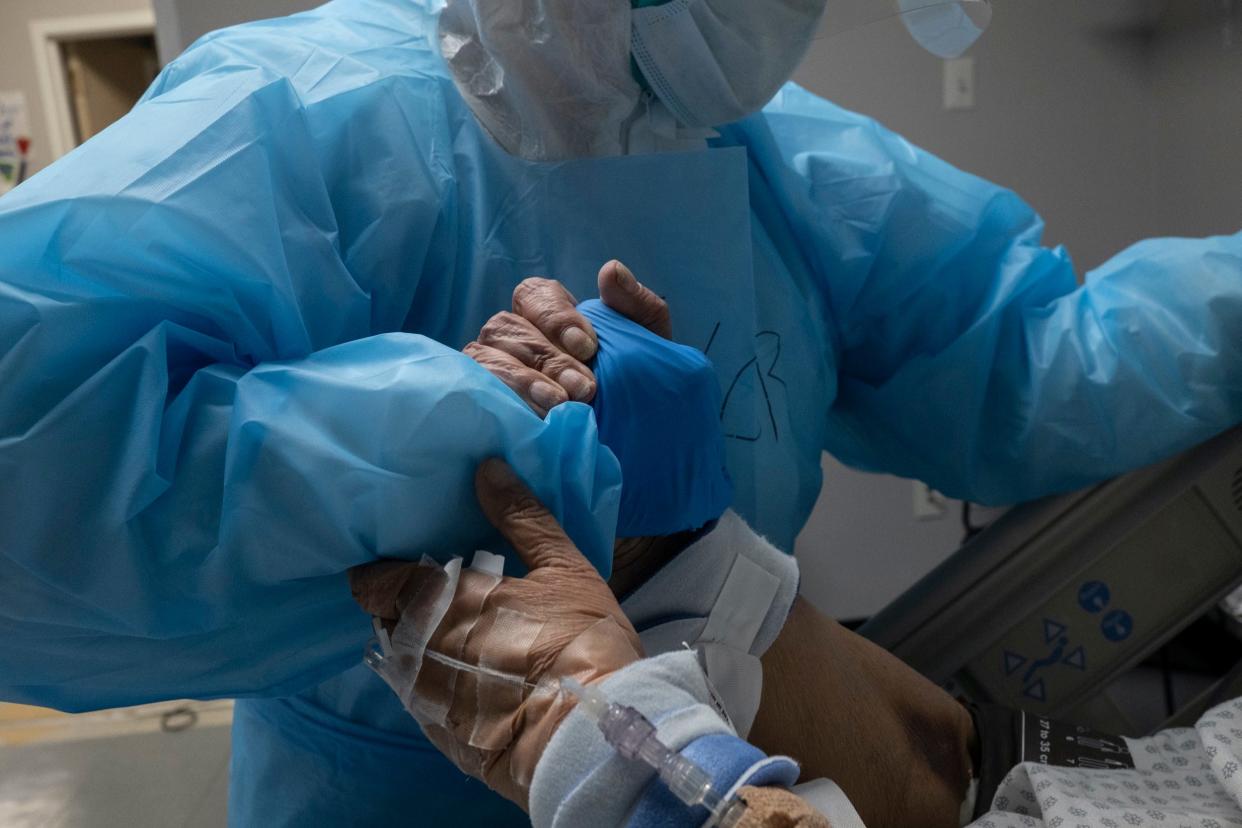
[609,527,706,599]
[750,598,976,828]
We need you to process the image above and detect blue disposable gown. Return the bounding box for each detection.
[0,0,1240,824]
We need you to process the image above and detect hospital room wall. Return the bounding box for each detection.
[149,0,318,66]
[792,0,1242,620]
[0,0,152,172]
[1152,17,1242,239]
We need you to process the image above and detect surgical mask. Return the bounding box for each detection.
[437,0,824,159]
[817,1,992,59]
[630,0,830,129]
[438,0,992,160]
[898,0,992,59]
[632,0,992,130]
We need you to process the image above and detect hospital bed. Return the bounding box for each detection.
[860,426,1242,734]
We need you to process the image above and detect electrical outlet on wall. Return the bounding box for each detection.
[913,482,948,520]
[944,57,976,110]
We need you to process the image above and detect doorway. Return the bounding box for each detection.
[62,34,159,145]
[29,10,159,161]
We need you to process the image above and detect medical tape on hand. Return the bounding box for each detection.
[507,616,646,791]
[375,553,510,730]
[423,719,487,780]
[470,549,506,578]
[391,556,462,658]
[369,556,461,706]
[414,558,506,728]
[469,605,546,750]
[396,557,464,719]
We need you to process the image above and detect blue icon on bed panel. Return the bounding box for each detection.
[1043,618,1066,643]
[1078,581,1111,614]
[1004,651,1027,675]
[1101,610,1134,643]
[1024,678,1047,702]
[1062,646,1087,670]
[1002,617,1090,705]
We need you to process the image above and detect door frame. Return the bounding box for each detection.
[29,9,158,161]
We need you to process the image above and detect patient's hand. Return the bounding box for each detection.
[749,598,976,828]
[464,260,671,416]
[465,261,690,594]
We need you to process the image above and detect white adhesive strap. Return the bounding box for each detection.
[699,644,762,737]
[696,553,780,737]
[621,512,798,660]
[700,553,780,653]
[621,513,795,740]
[959,778,979,827]
[391,557,463,662]
[373,618,394,658]
[471,549,506,578]
[368,558,463,722]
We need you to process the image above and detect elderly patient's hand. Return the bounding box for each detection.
[351,459,643,809]
[464,260,692,595]
[464,260,671,416]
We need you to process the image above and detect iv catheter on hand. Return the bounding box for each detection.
[561,676,749,828]
[365,624,749,828]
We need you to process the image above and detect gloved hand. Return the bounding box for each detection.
[350,459,644,809]
[464,260,719,596]
[464,259,672,415]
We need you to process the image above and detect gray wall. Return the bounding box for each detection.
[793,0,1242,620]
[152,0,318,63]
[1153,13,1242,239]
[0,0,151,173]
[795,457,973,622]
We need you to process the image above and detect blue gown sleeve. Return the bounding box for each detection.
[750,84,1242,505]
[0,1,620,712]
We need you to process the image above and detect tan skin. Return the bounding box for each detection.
[608,535,974,827]
[353,261,977,826]
[354,460,646,809]
[752,598,976,827]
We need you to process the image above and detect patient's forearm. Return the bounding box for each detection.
[748,597,975,828]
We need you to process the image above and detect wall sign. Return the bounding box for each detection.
[0,92,31,195]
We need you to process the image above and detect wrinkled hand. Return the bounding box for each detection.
[464,260,672,416]
[350,459,643,809]
[463,261,692,588]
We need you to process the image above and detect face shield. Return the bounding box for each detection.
[439,0,993,161]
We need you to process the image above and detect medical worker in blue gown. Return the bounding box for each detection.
[0,0,1240,824]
